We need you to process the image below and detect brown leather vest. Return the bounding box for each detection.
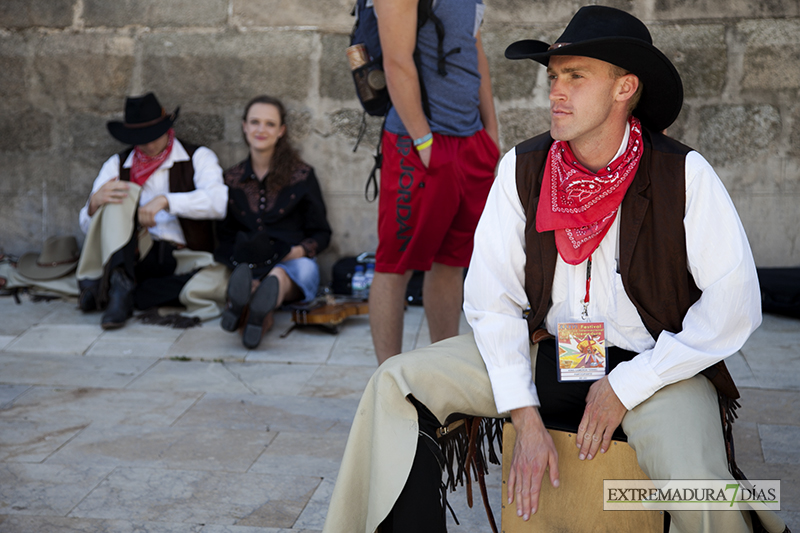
[118,141,215,253]
[515,128,738,399]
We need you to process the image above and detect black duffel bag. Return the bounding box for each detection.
[757,267,800,318]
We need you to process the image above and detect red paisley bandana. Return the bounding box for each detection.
[536,117,643,265]
[130,128,175,187]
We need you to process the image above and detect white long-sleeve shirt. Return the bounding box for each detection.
[464,132,761,414]
[79,140,228,245]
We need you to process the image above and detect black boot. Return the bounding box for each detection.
[102,268,134,330]
[221,264,253,332]
[78,278,101,312]
[242,275,279,349]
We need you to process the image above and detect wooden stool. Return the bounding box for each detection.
[501,422,664,533]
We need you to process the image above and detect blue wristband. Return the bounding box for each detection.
[413,132,433,147]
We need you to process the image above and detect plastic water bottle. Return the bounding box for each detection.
[364,263,375,296]
[352,264,367,299]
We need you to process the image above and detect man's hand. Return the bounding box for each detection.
[507,406,560,521]
[88,179,129,216]
[283,245,306,261]
[418,145,431,168]
[138,195,169,228]
[576,376,627,460]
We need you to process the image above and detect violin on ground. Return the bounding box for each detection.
[282,295,369,336]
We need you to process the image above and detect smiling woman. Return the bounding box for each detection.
[213,95,333,350]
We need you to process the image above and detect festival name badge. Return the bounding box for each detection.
[556,320,607,382]
[556,255,607,381]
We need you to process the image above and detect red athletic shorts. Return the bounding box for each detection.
[376,129,499,274]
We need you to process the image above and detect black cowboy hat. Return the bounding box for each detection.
[107,92,180,146]
[505,5,683,132]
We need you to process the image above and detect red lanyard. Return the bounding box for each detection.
[581,255,592,321]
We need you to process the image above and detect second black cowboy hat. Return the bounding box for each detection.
[107,92,180,146]
[505,5,683,132]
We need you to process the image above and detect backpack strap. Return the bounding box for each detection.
[418,0,461,77]
[417,0,461,76]
[415,0,461,118]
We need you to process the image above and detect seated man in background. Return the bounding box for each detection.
[77,92,228,329]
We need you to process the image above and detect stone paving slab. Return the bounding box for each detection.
[724,351,760,388]
[0,463,113,516]
[0,352,157,389]
[67,467,321,527]
[741,314,800,390]
[38,303,106,326]
[291,478,334,531]
[86,337,179,358]
[245,335,336,365]
[83,322,186,358]
[46,425,276,473]
[226,362,321,397]
[758,424,800,464]
[0,420,88,463]
[733,421,766,463]
[0,336,16,351]
[173,394,359,436]
[0,386,201,427]
[738,459,800,514]
[737,388,800,426]
[0,516,205,533]
[0,515,324,532]
[0,299,59,336]
[249,432,348,479]
[4,324,102,355]
[99,322,186,343]
[297,364,378,400]
[168,326,251,361]
[0,384,29,409]
[128,360,258,395]
[325,317,381,367]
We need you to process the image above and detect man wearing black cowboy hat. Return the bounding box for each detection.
[77,92,228,329]
[322,6,788,533]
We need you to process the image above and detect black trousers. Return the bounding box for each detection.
[383,338,636,533]
[108,237,193,310]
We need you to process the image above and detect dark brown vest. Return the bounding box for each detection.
[119,141,215,253]
[515,128,738,399]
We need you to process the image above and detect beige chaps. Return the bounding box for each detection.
[322,333,785,533]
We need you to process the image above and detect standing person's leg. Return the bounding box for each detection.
[370,270,414,364]
[373,130,445,364]
[422,263,464,344]
[426,129,498,346]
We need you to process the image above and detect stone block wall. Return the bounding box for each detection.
[1,0,799,278]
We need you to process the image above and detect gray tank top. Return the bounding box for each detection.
[385,0,486,138]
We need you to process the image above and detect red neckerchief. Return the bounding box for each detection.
[130,128,175,187]
[536,117,643,265]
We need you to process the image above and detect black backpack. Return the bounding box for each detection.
[349,0,460,200]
